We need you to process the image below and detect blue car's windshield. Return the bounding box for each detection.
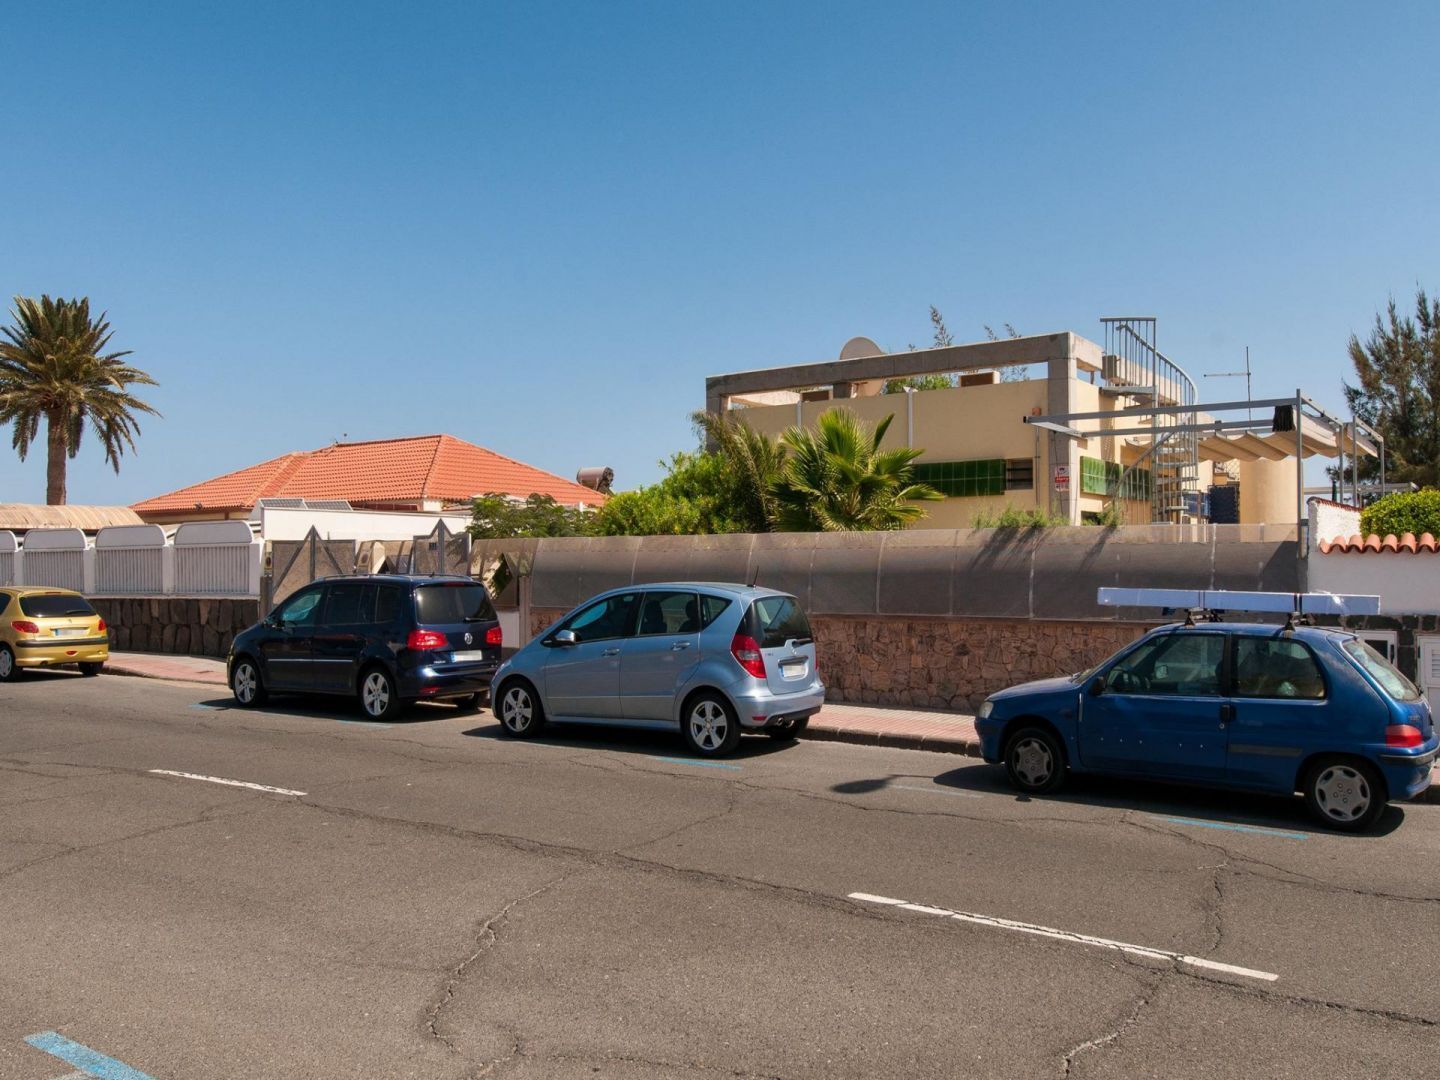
[1343,639,1421,702]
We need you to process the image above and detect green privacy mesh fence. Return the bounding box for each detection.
[912,459,1006,498]
[1080,456,1152,500]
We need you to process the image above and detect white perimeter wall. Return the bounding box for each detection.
[258,506,472,542]
[1310,553,1440,614]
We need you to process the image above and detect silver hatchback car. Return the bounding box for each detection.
[490,583,824,757]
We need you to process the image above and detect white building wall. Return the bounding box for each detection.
[258,506,471,542]
[1309,554,1440,615]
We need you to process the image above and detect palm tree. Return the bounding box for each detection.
[771,408,942,531]
[692,409,786,531]
[0,296,159,505]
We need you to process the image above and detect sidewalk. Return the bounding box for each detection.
[105,652,1435,801]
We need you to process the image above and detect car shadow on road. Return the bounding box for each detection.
[460,718,796,763]
[193,696,469,726]
[833,763,1407,838]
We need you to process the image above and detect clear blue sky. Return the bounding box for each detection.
[3,0,1436,505]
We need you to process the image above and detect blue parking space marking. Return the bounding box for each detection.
[1153,815,1309,840]
[189,703,223,711]
[337,719,390,729]
[24,1031,156,1080]
[655,756,742,770]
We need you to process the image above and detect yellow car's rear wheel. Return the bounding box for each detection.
[0,645,19,682]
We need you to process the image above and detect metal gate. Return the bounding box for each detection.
[261,527,356,611]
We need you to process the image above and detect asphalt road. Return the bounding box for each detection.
[2,671,1437,1079]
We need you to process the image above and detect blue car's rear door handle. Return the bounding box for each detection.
[1220,703,1236,727]
[602,648,621,657]
[672,641,692,651]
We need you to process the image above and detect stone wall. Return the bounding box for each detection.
[92,597,261,659]
[528,608,1150,710]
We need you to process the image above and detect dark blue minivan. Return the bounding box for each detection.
[975,623,1436,830]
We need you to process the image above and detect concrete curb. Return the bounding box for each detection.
[801,724,984,758]
[105,661,228,687]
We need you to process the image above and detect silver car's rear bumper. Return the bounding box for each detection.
[731,682,826,729]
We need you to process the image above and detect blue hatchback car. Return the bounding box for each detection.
[976,623,1437,830]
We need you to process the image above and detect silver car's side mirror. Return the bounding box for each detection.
[554,629,578,646]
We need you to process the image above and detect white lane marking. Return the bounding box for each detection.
[849,892,1278,983]
[148,770,306,796]
[892,784,984,800]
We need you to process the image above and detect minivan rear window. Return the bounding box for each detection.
[20,594,96,619]
[414,583,495,625]
[744,595,813,649]
[1343,639,1421,702]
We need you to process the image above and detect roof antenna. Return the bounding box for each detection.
[749,564,761,587]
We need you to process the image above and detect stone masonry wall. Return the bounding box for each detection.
[529,608,1150,710]
[92,597,262,660]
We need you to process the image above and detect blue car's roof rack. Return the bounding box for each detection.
[1096,588,1381,629]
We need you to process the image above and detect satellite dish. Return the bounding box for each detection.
[839,336,884,361]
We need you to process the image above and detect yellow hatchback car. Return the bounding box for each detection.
[0,587,110,681]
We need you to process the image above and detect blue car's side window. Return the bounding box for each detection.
[1105,633,1225,696]
[1234,638,1326,700]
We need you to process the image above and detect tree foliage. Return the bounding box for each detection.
[886,306,958,393]
[588,451,755,536]
[1359,489,1440,539]
[771,409,942,531]
[468,493,589,539]
[1343,289,1440,487]
[0,295,159,504]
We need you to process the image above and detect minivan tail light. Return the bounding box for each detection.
[485,625,503,647]
[11,620,40,635]
[730,633,766,679]
[1385,724,1424,749]
[407,629,448,651]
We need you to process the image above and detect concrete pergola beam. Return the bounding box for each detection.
[704,332,1102,413]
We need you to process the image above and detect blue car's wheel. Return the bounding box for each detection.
[1303,758,1384,832]
[497,680,544,738]
[1004,726,1066,794]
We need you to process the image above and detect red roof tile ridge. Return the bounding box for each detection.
[132,450,306,512]
[1319,530,1440,554]
[309,433,446,453]
[419,435,453,497]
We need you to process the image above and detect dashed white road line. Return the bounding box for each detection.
[849,892,1278,983]
[148,770,306,796]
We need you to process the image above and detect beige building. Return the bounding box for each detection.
[706,328,1350,530]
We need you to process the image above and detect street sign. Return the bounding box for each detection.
[1053,464,1071,490]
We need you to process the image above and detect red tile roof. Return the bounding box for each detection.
[1318,532,1440,554]
[133,434,604,515]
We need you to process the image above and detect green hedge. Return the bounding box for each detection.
[1359,490,1440,538]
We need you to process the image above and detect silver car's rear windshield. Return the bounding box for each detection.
[1342,639,1421,702]
[744,596,813,648]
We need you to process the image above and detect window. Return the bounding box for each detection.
[1356,631,1397,665]
[414,583,495,625]
[374,585,406,625]
[912,459,1006,498]
[558,592,640,642]
[637,591,700,636]
[1005,458,1034,491]
[275,588,323,629]
[1080,456,1153,500]
[19,593,96,618]
[743,596,813,649]
[1343,639,1420,702]
[0,594,9,616]
[323,584,370,626]
[1105,632,1224,696]
[699,594,732,629]
[1233,637,1326,700]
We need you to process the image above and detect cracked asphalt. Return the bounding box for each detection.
[2,671,1438,1079]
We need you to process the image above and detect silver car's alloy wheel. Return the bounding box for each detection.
[1314,764,1372,823]
[362,671,391,718]
[1010,737,1053,787]
[0,649,12,680]
[233,662,257,704]
[689,700,729,752]
[502,687,533,732]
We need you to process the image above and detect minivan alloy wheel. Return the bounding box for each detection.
[362,671,391,718]
[233,662,258,704]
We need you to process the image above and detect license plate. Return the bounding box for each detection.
[781,660,807,678]
[451,650,488,663]
[52,628,87,638]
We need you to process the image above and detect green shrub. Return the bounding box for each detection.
[970,503,1068,529]
[1358,489,1440,538]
